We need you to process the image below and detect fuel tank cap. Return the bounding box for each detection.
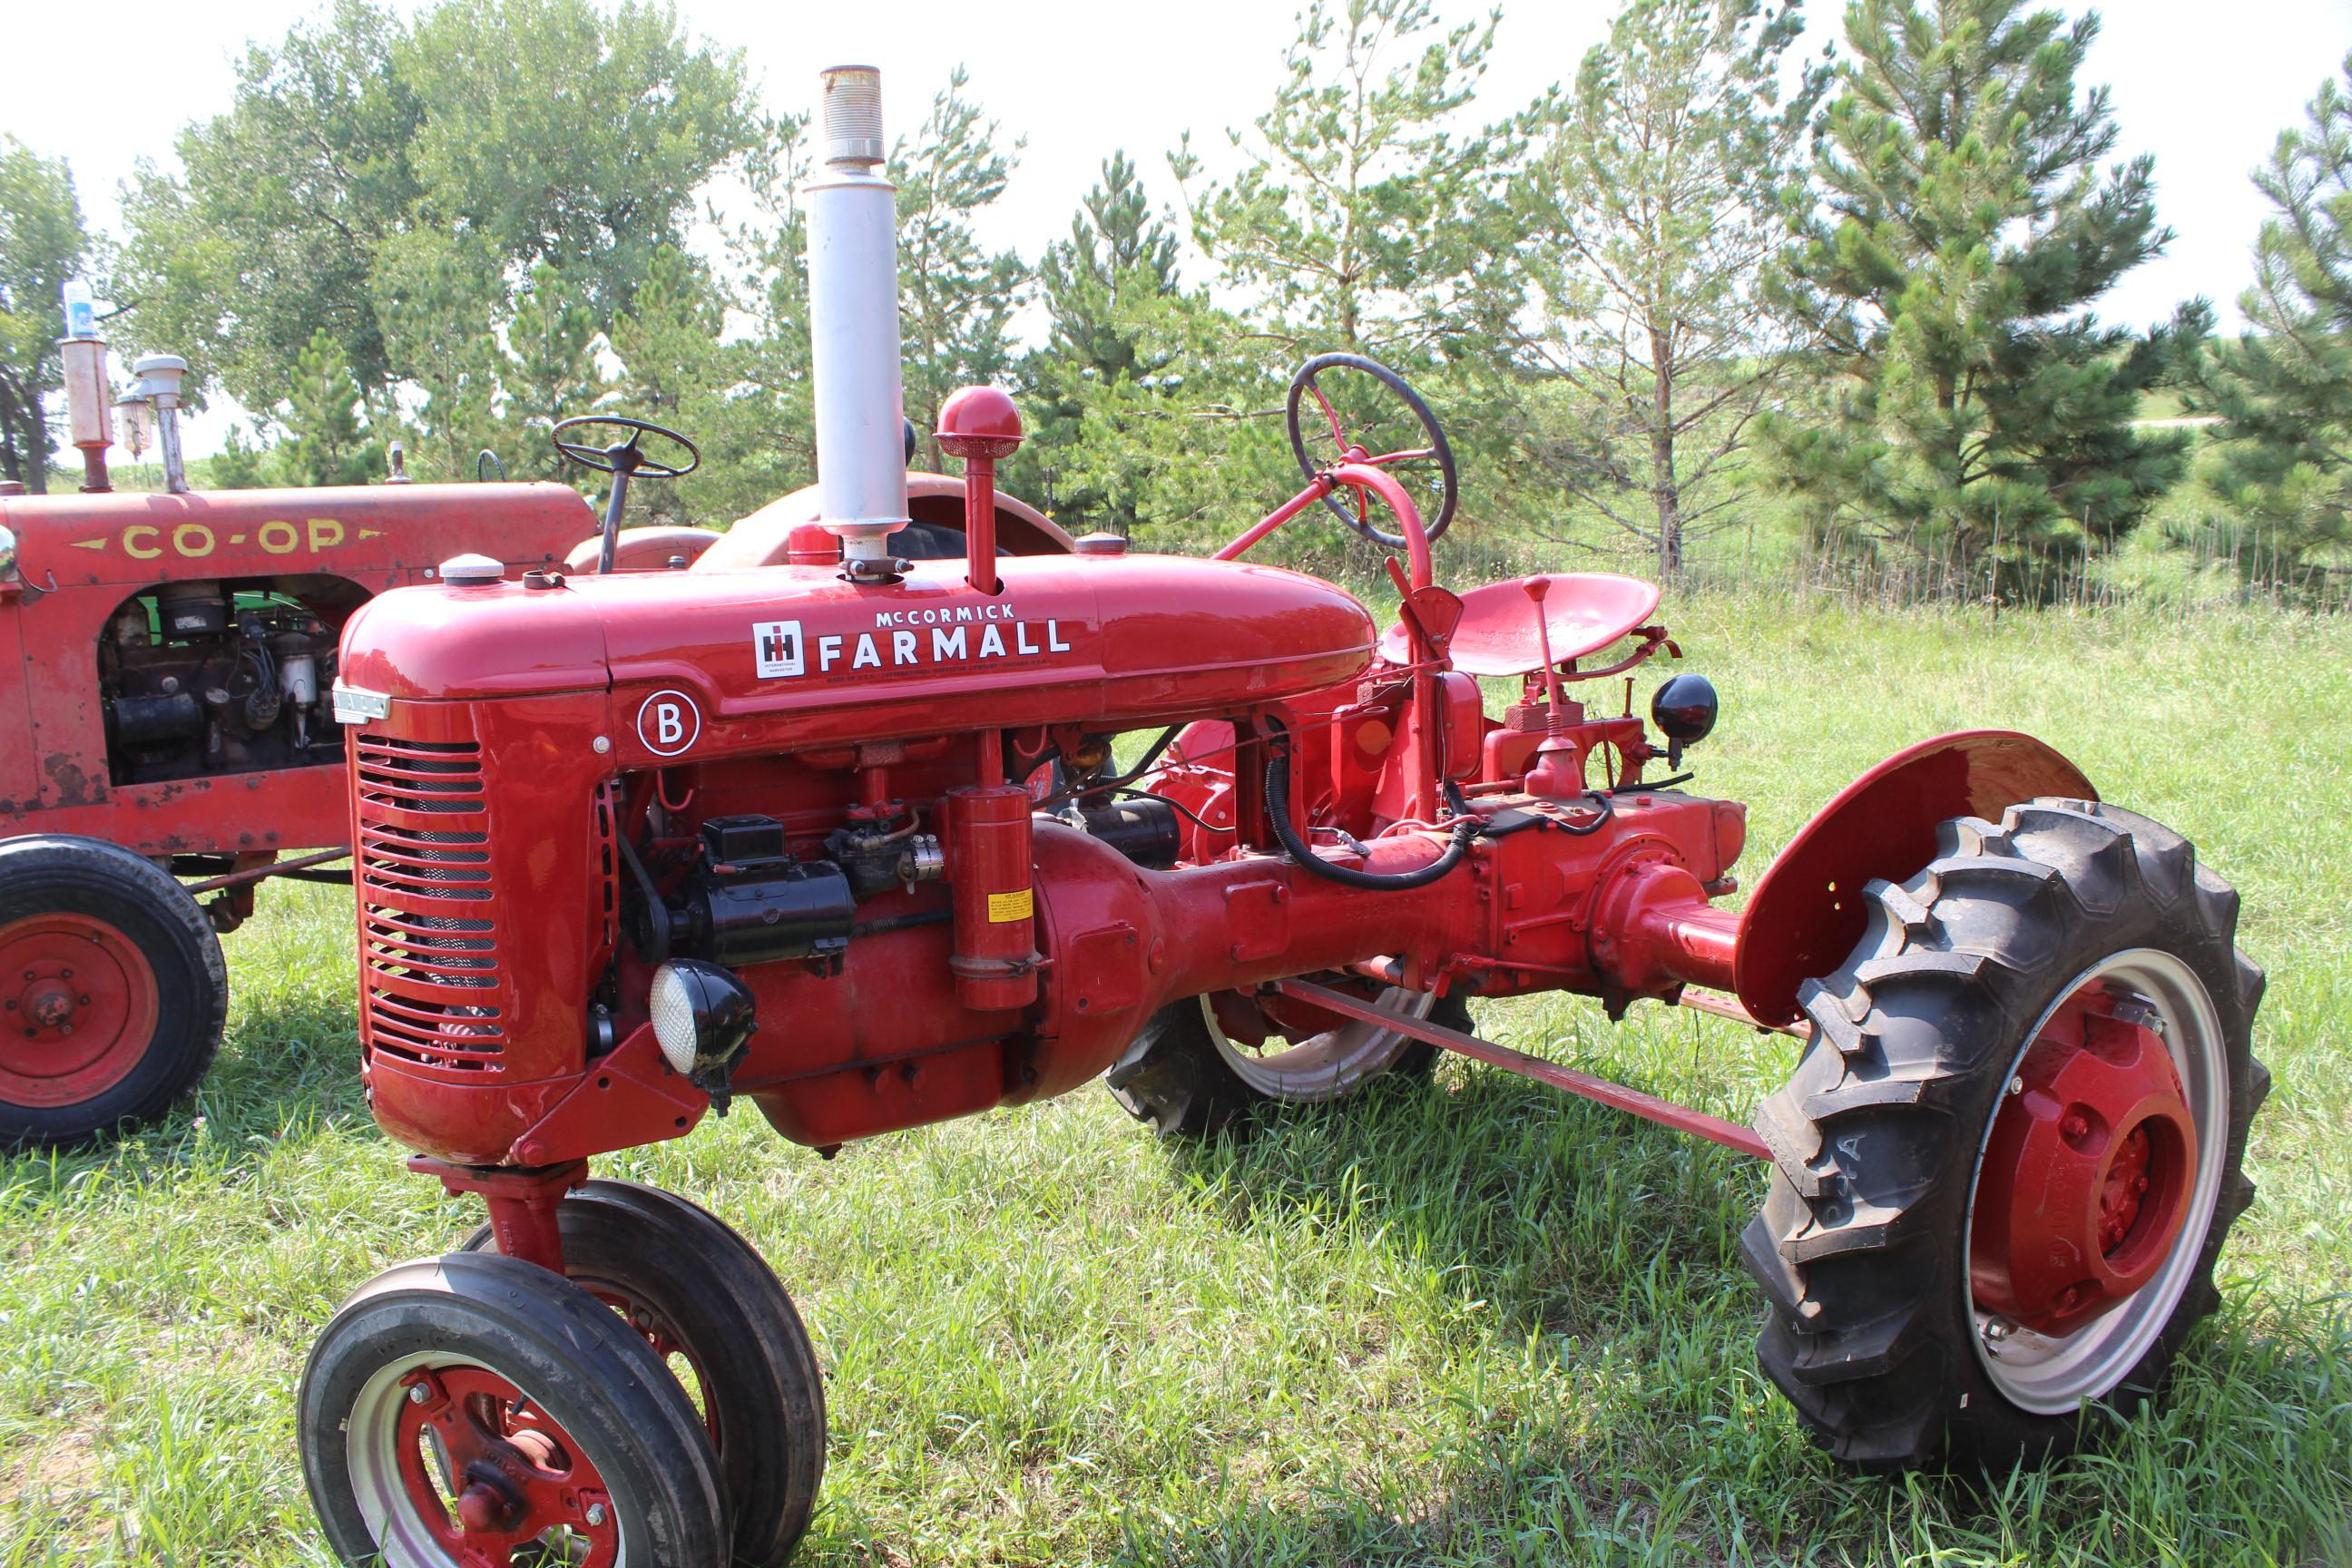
[437,553,505,587]
[1073,532,1128,556]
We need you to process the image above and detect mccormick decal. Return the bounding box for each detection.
[753,602,1074,681]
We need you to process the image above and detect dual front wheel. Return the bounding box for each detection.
[302,1181,824,1568]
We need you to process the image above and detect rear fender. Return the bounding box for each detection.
[1733,730,2095,1025]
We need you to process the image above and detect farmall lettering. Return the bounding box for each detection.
[754,600,1075,681]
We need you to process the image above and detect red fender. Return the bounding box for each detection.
[562,525,723,574]
[692,472,1075,572]
[1734,730,2096,1025]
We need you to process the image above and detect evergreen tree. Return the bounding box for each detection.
[2180,55,2352,586]
[1017,153,1184,534]
[1499,0,1823,576]
[503,264,608,481]
[893,71,1027,471]
[1174,0,1509,362]
[1765,0,2188,591]
[279,328,382,486]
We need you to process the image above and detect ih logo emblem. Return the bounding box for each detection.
[635,689,702,758]
[752,620,804,678]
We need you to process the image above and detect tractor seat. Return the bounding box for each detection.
[1380,572,1661,676]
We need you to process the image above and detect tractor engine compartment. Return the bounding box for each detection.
[99,578,353,786]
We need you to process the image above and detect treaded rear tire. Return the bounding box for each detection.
[1740,798,2268,1472]
[1107,986,1467,1140]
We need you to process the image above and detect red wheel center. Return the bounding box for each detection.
[0,914,161,1106]
[396,1366,618,1568]
[1970,991,2200,1336]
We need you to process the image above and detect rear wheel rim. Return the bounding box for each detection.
[0,912,161,1107]
[349,1352,626,1568]
[1200,985,1436,1101]
[1962,948,2229,1415]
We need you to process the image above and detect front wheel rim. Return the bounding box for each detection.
[1962,948,2230,1416]
[348,1351,626,1567]
[1200,985,1436,1101]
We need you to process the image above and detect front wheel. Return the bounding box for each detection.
[300,1250,727,1567]
[458,1181,826,1566]
[1107,983,1465,1139]
[1741,798,2269,1471]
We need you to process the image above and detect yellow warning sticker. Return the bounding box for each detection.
[987,887,1034,923]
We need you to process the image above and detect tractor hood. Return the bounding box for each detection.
[338,553,1379,757]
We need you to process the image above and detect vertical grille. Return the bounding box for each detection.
[355,735,505,1073]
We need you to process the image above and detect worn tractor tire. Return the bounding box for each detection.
[0,835,228,1147]
[1107,984,1467,1140]
[1740,798,2268,1472]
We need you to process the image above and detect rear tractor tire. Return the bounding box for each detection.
[0,835,227,1147]
[1108,982,1466,1139]
[1741,798,2268,1472]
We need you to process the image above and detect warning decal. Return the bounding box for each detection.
[986,887,1034,924]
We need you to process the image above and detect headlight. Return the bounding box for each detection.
[1650,673,1720,768]
[649,958,758,1080]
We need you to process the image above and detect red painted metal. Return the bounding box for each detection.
[561,525,721,574]
[395,1363,618,1566]
[1215,463,1434,592]
[1378,572,1661,675]
[1273,977,1769,1158]
[946,782,1039,1010]
[1969,992,2199,1334]
[0,482,596,852]
[937,385,1024,594]
[407,1158,588,1274]
[1734,730,2097,1025]
[696,472,1075,572]
[0,910,160,1105]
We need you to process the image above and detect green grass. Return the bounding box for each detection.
[4,592,2348,1566]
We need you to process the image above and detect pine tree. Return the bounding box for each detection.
[280,328,381,486]
[892,71,1027,470]
[1175,0,1507,362]
[2180,55,2352,588]
[503,263,607,481]
[1017,153,1184,534]
[1765,0,2189,593]
[1499,0,1823,577]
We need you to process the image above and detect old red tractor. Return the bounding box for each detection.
[0,358,1071,1147]
[294,66,2267,1568]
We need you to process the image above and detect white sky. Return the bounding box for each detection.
[6,0,2349,456]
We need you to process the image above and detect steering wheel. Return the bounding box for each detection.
[551,415,702,573]
[550,414,701,479]
[1286,353,1458,549]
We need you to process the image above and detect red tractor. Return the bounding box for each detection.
[0,384,1071,1147]
[292,66,2268,1568]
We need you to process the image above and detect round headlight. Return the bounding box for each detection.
[646,958,759,1079]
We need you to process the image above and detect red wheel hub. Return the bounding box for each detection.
[0,914,160,1108]
[396,1366,618,1567]
[1970,990,2200,1336]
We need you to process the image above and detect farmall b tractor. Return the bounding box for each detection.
[289,66,2269,1568]
[0,329,1073,1148]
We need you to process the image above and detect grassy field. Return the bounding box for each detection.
[3,589,2347,1566]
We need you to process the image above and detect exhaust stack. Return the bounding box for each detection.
[807,64,909,573]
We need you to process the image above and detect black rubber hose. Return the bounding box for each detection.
[1263,732,1476,890]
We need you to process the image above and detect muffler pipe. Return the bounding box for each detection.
[807,65,911,569]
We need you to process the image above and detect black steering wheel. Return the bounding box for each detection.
[1286,353,1458,549]
[551,414,701,479]
[551,415,701,573]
